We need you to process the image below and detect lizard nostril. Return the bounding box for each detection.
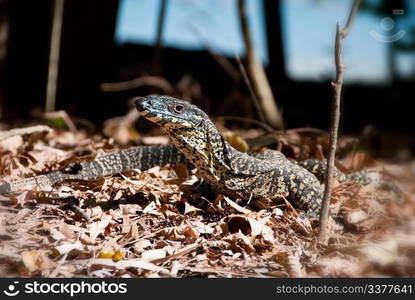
[134,97,153,111]
[134,97,144,105]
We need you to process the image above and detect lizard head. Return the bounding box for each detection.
[134,95,207,130]
[135,95,231,178]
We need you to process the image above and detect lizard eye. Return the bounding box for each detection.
[170,103,185,114]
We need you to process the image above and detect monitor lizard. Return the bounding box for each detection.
[0,95,372,216]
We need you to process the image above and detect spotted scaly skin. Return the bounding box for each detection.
[0,95,372,216]
[297,159,372,185]
[0,145,186,194]
[136,96,324,215]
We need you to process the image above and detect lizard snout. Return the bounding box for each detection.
[134,97,151,112]
[134,96,165,113]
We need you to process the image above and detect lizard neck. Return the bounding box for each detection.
[163,120,234,182]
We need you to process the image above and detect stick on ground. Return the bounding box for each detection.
[0,125,53,141]
[319,0,362,245]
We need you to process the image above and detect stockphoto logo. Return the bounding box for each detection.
[3,281,20,297]
[370,9,406,43]
[3,281,128,297]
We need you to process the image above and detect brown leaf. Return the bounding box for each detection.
[21,250,56,272]
[86,215,112,240]
[225,215,274,242]
[160,224,199,242]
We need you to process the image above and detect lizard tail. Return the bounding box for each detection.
[297,159,372,185]
[1,145,187,194]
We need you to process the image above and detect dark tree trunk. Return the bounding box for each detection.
[0,0,10,118]
[263,0,286,85]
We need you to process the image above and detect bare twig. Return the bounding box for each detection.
[0,0,9,119]
[100,75,175,94]
[319,0,362,245]
[234,53,266,124]
[69,203,92,224]
[150,242,201,265]
[152,0,168,75]
[187,23,241,83]
[186,12,265,122]
[45,0,65,112]
[43,110,77,132]
[0,125,53,141]
[287,127,327,135]
[237,0,283,129]
[49,253,68,277]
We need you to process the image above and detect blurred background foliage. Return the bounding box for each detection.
[0,0,414,156]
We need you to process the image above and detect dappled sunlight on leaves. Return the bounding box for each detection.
[0,126,414,277]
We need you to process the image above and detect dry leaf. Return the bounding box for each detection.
[160,224,199,242]
[141,249,166,261]
[225,215,274,242]
[52,241,84,256]
[86,215,112,240]
[88,258,170,275]
[21,250,56,272]
[222,196,252,214]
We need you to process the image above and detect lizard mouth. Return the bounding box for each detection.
[134,96,164,120]
[134,95,204,129]
[134,97,153,113]
[134,96,188,125]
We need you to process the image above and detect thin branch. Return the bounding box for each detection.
[70,203,92,224]
[187,23,241,83]
[152,0,168,75]
[100,75,175,94]
[237,0,283,129]
[234,53,266,124]
[186,10,264,123]
[342,0,361,37]
[43,110,77,132]
[319,0,362,245]
[0,0,8,119]
[0,125,53,141]
[45,0,65,112]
